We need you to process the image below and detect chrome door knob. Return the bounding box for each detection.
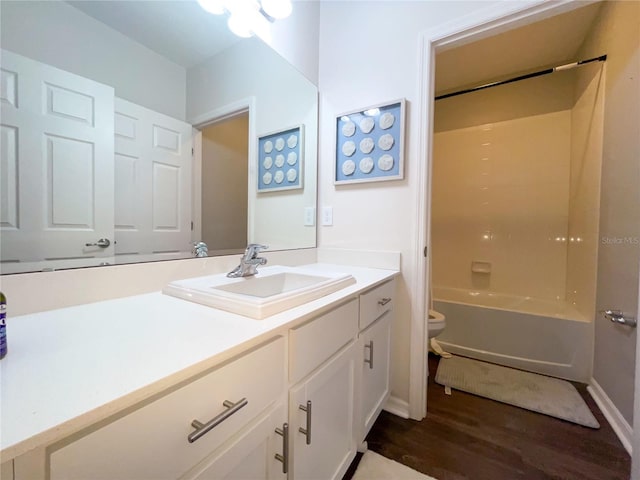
[85,238,111,248]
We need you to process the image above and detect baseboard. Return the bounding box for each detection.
[383,395,410,419]
[587,378,633,455]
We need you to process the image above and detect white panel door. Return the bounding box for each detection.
[0,49,115,264]
[114,98,192,257]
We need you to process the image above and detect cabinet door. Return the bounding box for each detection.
[359,311,392,442]
[184,402,287,480]
[289,343,356,480]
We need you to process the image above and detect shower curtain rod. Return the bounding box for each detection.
[435,54,607,101]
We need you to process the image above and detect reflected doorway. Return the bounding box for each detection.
[197,112,249,256]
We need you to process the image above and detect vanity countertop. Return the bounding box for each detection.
[0,263,398,461]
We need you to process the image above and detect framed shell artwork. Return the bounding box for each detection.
[257,125,304,192]
[335,99,405,185]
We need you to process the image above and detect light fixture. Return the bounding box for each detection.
[227,2,262,38]
[260,0,292,19]
[197,0,225,15]
[198,0,292,40]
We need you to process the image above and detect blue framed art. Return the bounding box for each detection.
[334,99,405,185]
[257,125,304,192]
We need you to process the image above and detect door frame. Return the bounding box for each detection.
[412,0,603,419]
[189,97,257,246]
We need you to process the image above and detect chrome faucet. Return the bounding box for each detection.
[227,244,269,278]
[192,241,208,258]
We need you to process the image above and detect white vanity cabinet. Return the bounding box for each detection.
[47,336,286,480]
[357,280,394,443]
[288,299,359,480]
[184,402,288,480]
[5,270,398,480]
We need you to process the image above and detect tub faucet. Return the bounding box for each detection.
[227,244,269,278]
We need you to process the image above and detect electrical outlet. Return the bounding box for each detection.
[321,206,333,226]
[304,207,315,226]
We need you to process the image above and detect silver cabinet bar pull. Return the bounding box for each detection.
[298,400,312,445]
[378,297,391,306]
[85,238,111,248]
[601,309,637,327]
[274,422,289,474]
[188,398,248,443]
[364,340,374,369]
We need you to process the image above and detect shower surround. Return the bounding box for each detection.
[431,67,604,382]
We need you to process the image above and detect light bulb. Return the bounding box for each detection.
[197,0,225,15]
[260,0,292,19]
[227,12,255,38]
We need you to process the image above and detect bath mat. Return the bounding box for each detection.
[435,355,600,428]
[352,451,438,480]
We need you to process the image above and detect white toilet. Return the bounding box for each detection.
[428,309,451,358]
[428,309,446,339]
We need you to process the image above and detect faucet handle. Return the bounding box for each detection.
[245,243,269,257]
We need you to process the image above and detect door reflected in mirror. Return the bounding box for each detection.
[0,0,318,275]
[200,113,249,255]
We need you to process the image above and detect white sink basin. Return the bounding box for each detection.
[163,266,356,319]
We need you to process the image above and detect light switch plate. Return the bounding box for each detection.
[304,207,315,226]
[321,206,333,226]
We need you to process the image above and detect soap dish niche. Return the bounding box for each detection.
[471,261,491,274]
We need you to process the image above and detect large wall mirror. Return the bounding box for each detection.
[0,0,318,275]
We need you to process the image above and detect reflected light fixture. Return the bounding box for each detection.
[198,0,293,40]
[197,0,225,15]
[261,0,293,19]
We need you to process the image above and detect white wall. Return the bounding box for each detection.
[187,37,317,252]
[267,1,321,85]
[0,1,186,120]
[317,0,516,409]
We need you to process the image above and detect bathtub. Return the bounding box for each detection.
[433,287,592,382]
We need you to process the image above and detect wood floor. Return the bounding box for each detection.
[345,354,631,480]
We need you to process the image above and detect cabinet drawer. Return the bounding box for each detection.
[289,299,358,384]
[50,336,286,480]
[359,280,394,330]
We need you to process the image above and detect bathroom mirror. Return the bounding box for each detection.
[0,0,318,274]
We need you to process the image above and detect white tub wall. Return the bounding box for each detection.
[432,76,573,300]
[565,62,605,321]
